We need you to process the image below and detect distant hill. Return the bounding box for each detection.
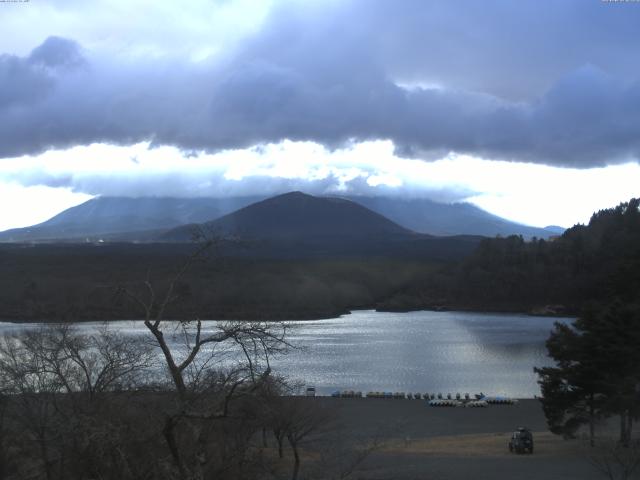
[343,196,561,238]
[542,225,565,235]
[161,192,482,260]
[0,192,563,243]
[162,191,413,241]
[0,196,263,242]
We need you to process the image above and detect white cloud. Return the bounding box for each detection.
[1,140,639,231]
[466,161,640,227]
[0,182,91,231]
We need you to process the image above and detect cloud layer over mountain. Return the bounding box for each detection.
[2,0,640,167]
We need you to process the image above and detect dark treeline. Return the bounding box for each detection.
[381,198,640,315]
[0,244,439,322]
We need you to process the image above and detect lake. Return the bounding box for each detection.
[0,310,571,398]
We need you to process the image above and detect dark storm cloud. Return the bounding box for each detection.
[2,1,640,166]
[0,37,84,109]
[28,36,85,69]
[347,0,640,100]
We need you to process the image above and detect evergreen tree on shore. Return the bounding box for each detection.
[536,302,640,446]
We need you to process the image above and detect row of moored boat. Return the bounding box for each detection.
[323,390,518,405]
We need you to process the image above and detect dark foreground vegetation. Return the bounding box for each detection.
[536,301,640,447]
[1,320,636,480]
[0,322,378,480]
[524,200,640,478]
[531,300,640,480]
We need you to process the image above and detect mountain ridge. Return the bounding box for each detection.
[158,192,485,260]
[161,191,416,242]
[341,195,559,238]
[0,196,264,242]
[0,193,564,243]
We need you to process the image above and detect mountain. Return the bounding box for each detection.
[163,191,413,240]
[542,225,566,235]
[342,196,561,238]
[161,191,482,259]
[0,196,263,242]
[0,193,563,243]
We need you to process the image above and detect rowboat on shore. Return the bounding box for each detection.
[482,396,518,405]
[428,399,462,407]
[464,400,488,407]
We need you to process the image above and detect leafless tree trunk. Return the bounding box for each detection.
[280,398,332,480]
[590,393,596,447]
[116,240,293,479]
[288,433,301,480]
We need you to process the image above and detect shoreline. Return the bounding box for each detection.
[0,305,574,324]
[310,397,602,479]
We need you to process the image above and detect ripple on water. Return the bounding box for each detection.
[0,310,571,397]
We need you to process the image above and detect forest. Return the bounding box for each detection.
[381,198,640,315]
[0,199,638,322]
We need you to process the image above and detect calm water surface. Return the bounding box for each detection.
[0,310,571,398]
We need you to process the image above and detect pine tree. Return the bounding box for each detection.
[536,301,640,446]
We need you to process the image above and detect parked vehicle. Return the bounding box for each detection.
[305,386,316,397]
[509,427,534,454]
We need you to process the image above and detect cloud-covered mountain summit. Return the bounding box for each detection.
[0,193,561,243]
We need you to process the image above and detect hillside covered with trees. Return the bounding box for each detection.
[381,198,640,315]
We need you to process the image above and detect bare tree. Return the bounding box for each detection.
[116,240,293,480]
[279,397,333,480]
[0,324,155,480]
[0,239,299,480]
[19,324,154,398]
[0,329,69,480]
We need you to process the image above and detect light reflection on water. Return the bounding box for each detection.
[0,310,571,398]
[275,310,571,398]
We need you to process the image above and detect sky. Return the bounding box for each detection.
[1,0,639,231]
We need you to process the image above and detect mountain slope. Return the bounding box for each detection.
[0,196,263,242]
[163,191,414,241]
[343,196,561,238]
[161,192,482,260]
[0,193,563,243]
[168,192,412,238]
